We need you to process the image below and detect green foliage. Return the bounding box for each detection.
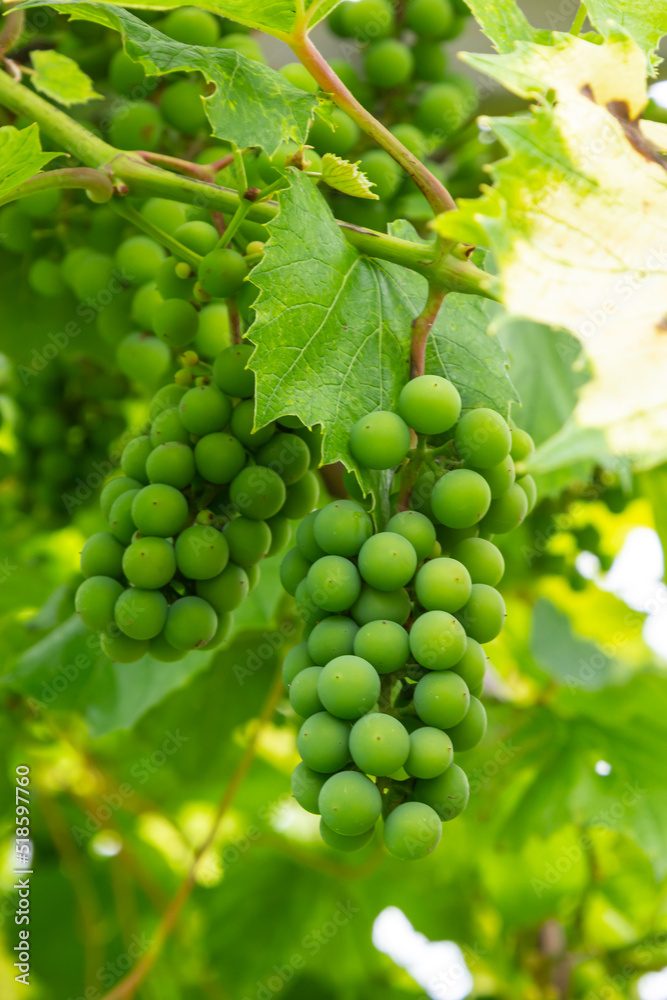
[30,49,101,106]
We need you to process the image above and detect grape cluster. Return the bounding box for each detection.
[281,375,536,859]
[75,352,321,663]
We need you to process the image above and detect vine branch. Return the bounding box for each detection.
[0,166,113,208]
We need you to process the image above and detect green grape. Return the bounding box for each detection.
[117,333,171,385]
[221,33,264,61]
[319,820,374,852]
[413,762,469,820]
[282,642,314,687]
[456,583,505,644]
[452,537,504,586]
[383,801,441,860]
[80,532,125,580]
[314,500,373,557]
[455,407,511,468]
[349,411,411,470]
[194,302,230,358]
[150,383,188,420]
[358,532,418,591]
[405,0,454,36]
[0,205,33,253]
[164,595,218,649]
[385,511,436,561]
[280,547,311,595]
[405,727,453,779]
[478,455,515,499]
[121,435,152,484]
[297,711,351,773]
[341,0,395,39]
[160,80,207,133]
[28,258,65,298]
[448,696,487,751]
[333,196,390,232]
[230,465,286,520]
[415,82,469,137]
[108,489,140,544]
[162,6,220,45]
[307,556,361,613]
[88,207,125,252]
[279,62,319,93]
[308,108,360,156]
[109,101,163,151]
[435,523,478,553]
[150,407,190,447]
[364,39,414,88]
[352,585,411,626]
[357,150,403,201]
[109,48,146,96]
[175,524,229,580]
[389,122,428,159]
[414,670,470,728]
[451,636,486,694]
[223,517,271,566]
[131,483,189,537]
[317,654,380,719]
[60,247,91,288]
[409,609,467,669]
[352,619,409,674]
[97,288,134,342]
[75,576,123,631]
[18,188,60,217]
[203,614,231,647]
[154,298,199,348]
[174,221,218,256]
[230,399,275,450]
[256,434,310,485]
[179,384,232,436]
[349,713,410,775]
[122,536,176,589]
[413,40,448,81]
[149,632,187,662]
[71,253,114,301]
[307,616,359,666]
[198,248,247,298]
[266,514,290,555]
[146,442,196,490]
[282,472,319,519]
[510,425,534,462]
[517,474,537,513]
[398,375,461,436]
[100,476,141,519]
[194,432,246,484]
[415,557,471,613]
[131,281,163,330]
[289,665,324,717]
[296,511,326,561]
[196,562,249,614]
[116,236,166,286]
[101,630,149,663]
[114,587,168,640]
[431,469,491,529]
[481,483,528,534]
[156,257,195,301]
[318,771,381,836]
[141,198,189,236]
[291,761,327,813]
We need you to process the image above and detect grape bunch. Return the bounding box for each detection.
[281,374,536,859]
[74,350,321,663]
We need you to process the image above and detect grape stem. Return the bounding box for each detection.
[0,166,113,208]
[108,201,202,269]
[135,149,232,182]
[227,297,242,345]
[410,284,447,379]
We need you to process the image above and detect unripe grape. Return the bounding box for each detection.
[80,532,125,580]
[349,713,410,775]
[383,801,442,860]
[478,453,516,500]
[431,469,491,529]
[353,619,409,674]
[149,632,187,662]
[455,408,511,468]
[179,383,232,435]
[150,408,190,447]
[282,642,314,687]
[195,302,230,358]
[161,81,207,133]
[456,583,505,644]
[358,532,418,591]
[415,557,471,612]
[121,435,152,484]
[296,511,326,562]
[196,562,250,614]
[447,696,487,751]
[280,547,311,595]
[257,433,310,485]
[146,442,196,490]
[413,762,469,820]
[28,257,65,298]
[452,537,504,586]
[122,536,176,589]
[117,333,171,385]
[266,514,290,555]
[291,762,327,814]
[358,150,403,202]
[341,0,395,39]
[317,654,380,719]
[156,257,195,301]
[141,198,189,237]
[286,470,321,519]
[109,101,163,151]
[307,555,361,613]
[194,432,246,484]
[175,524,229,579]
[175,221,218,256]
[154,298,199,348]
[405,0,454,37]
[398,375,461,435]
[223,517,271,566]
[297,711,351,773]
[198,248,247,298]
[162,5,219,44]
[289,666,325,717]
[131,281,163,331]
[213,343,255,397]
[280,61,319,93]
[101,630,149,663]
[109,48,146,96]
[108,489,140,544]
[481,483,528,534]
[350,411,411,470]
[451,637,486,695]
[114,587,167,641]
[386,510,436,561]
[320,819,374,851]
[131,483,189,537]
[314,500,373,557]
[405,727,453,778]
[517,474,537,513]
[351,585,411,626]
[230,399,275,450]
[164,595,218,649]
[364,39,414,88]
[318,771,382,836]
[307,616,359,665]
[308,108,360,156]
[75,576,123,631]
[116,236,166,286]
[414,670,470,728]
[230,465,287,520]
[409,609,467,669]
[150,384,187,421]
[510,426,534,462]
[413,40,448,82]
[415,82,468,137]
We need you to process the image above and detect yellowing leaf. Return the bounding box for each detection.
[320,154,378,199]
[31,49,101,106]
[585,0,667,60]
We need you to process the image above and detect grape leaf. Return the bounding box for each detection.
[18,2,317,154]
[320,154,378,199]
[247,173,517,494]
[530,598,618,690]
[585,0,667,60]
[0,124,57,205]
[30,49,101,106]
[462,0,537,52]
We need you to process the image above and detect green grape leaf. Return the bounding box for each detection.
[462,0,538,52]
[530,598,619,690]
[0,124,57,204]
[585,0,667,60]
[320,154,378,199]
[247,173,517,496]
[18,2,317,154]
[30,49,101,106]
